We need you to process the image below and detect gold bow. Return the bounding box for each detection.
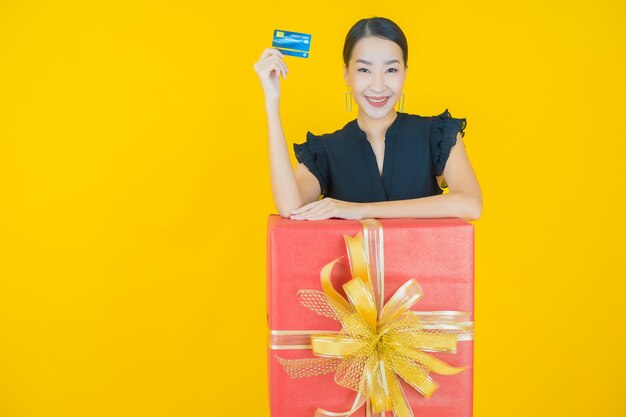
[274,219,471,417]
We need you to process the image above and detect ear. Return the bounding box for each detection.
[343,64,349,86]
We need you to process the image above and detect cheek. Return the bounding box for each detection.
[389,75,405,89]
[350,78,368,94]
[350,74,365,91]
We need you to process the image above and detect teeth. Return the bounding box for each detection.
[368,97,388,103]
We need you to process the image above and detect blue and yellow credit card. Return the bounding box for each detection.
[272,29,311,58]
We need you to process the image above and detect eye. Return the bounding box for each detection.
[387,68,399,73]
[357,68,370,73]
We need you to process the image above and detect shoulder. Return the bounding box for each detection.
[304,119,358,151]
[401,112,431,127]
[306,119,355,140]
[402,109,466,124]
[392,112,432,139]
[400,111,459,126]
[401,109,467,142]
[429,109,467,135]
[393,112,435,133]
[427,109,468,175]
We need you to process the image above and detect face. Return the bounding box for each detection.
[344,36,407,120]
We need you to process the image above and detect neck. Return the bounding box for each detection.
[356,110,398,142]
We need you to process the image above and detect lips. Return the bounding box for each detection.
[366,96,390,108]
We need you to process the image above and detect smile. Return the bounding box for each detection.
[366,96,390,108]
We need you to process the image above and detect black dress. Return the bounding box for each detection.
[293,109,467,203]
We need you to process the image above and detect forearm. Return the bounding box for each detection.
[266,100,304,217]
[361,192,482,221]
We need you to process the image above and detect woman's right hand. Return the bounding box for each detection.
[253,48,289,102]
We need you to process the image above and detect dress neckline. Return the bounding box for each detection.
[351,111,407,141]
[349,112,407,184]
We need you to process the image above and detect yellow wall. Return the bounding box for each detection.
[1,1,624,416]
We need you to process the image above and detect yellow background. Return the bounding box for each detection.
[1,1,624,416]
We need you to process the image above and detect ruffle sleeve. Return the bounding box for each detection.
[430,109,467,188]
[293,131,329,196]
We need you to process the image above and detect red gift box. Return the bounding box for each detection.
[267,215,474,417]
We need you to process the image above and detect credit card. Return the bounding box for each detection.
[272,29,311,58]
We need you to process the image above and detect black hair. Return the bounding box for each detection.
[343,17,408,67]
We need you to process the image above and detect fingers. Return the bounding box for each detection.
[290,200,319,214]
[292,208,333,220]
[297,208,333,221]
[290,199,335,220]
[273,54,289,78]
[255,61,285,81]
[259,47,284,60]
[257,48,287,70]
[270,57,288,79]
[289,198,362,221]
[255,48,289,78]
[256,60,285,79]
[305,202,334,220]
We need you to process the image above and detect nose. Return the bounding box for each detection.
[370,71,385,93]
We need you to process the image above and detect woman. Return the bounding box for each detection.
[253,17,482,221]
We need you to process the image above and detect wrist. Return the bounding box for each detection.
[359,202,373,219]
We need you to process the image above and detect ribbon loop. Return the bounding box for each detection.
[343,277,378,330]
[378,279,424,329]
[312,335,369,358]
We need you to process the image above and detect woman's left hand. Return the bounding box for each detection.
[289,198,367,221]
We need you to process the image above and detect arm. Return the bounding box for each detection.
[254,48,321,217]
[361,132,482,220]
[266,101,321,217]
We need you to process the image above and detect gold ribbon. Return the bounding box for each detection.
[271,219,473,417]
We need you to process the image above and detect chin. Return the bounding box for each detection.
[359,105,397,120]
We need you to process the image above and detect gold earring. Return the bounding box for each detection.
[345,88,352,112]
[397,91,406,112]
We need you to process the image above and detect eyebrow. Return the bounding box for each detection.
[355,59,401,65]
